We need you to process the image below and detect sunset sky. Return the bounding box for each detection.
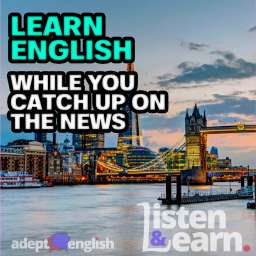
[1,0,256,166]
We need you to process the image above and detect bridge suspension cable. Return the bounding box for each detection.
[97,136,186,173]
[128,139,186,172]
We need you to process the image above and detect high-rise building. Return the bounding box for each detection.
[47,149,62,178]
[210,146,219,158]
[206,152,218,170]
[118,63,141,148]
[73,133,104,151]
[60,138,75,173]
[35,132,47,143]
[159,148,187,172]
[185,104,207,168]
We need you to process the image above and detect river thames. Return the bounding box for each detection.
[1,183,256,255]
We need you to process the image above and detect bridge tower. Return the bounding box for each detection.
[185,105,207,172]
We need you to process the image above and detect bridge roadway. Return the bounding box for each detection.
[200,124,256,134]
[96,171,176,176]
[96,169,256,177]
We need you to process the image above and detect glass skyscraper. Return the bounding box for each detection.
[118,63,141,148]
[73,133,105,151]
[34,133,47,143]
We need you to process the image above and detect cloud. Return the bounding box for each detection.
[143,128,184,151]
[249,26,256,32]
[210,50,236,62]
[156,73,174,81]
[205,94,256,117]
[181,93,256,125]
[170,79,254,119]
[140,92,256,134]
[156,51,256,87]
[220,113,256,123]
[180,41,209,51]
[208,134,256,153]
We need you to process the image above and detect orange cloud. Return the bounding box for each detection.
[207,133,256,151]
[143,129,184,151]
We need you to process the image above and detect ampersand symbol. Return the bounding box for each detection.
[150,230,166,246]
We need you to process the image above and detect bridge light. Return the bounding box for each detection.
[237,123,245,131]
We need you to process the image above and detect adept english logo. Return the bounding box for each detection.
[48,232,70,251]
[11,233,115,253]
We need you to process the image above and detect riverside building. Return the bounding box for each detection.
[0,140,46,179]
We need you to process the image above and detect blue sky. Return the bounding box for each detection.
[1,0,256,166]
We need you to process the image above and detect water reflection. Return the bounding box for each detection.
[1,183,255,255]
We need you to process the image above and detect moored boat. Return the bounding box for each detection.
[0,171,43,189]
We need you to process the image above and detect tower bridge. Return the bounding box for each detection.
[95,104,256,184]
[93,98,256,184]
[185,105,256,183]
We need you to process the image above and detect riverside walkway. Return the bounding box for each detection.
[159,175,254,205]
[158,191,253,205]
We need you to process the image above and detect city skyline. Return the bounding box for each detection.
[1,0,256,166]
